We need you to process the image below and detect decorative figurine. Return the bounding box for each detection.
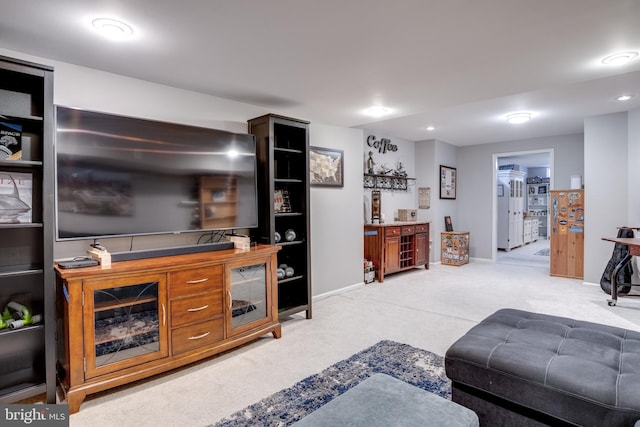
[366,151,375,174]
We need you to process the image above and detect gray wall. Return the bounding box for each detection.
[310,124,364,297]
[584,111,638,284]
[457,134,584,260]
[2,48,364,299]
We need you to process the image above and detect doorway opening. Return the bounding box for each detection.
[492,149,553,270]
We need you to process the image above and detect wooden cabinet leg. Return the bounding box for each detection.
[66,390,86,414]
[272,324,282,339]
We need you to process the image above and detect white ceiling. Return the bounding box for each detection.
[2,0,639,146]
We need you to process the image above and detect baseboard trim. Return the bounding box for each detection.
[313,282,366,302]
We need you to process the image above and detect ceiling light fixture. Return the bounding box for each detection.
[92,18,134,40]
[505,112,533,124]
[601,51,639,66]
[365,106,389,117]
[426,126,435,131]
[617,94,634,101]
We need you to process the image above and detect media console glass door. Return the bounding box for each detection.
[226,259,271,336]
[82,273,169,378]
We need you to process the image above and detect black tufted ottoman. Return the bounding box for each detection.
[445,308,640,426]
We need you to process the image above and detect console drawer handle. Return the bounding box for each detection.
[188,331,210,340]
[186,278,208,284]
[187,304,209,312]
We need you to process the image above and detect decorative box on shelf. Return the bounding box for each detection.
[397,209,417,221]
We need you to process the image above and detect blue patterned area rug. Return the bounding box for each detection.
[534,248,550,256]
[210,340,450,427]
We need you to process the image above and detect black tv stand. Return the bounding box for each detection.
[111,242,234,262]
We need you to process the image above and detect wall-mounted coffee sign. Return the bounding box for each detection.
[367,135,398,154]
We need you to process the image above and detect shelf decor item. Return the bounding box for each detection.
[0,121,22,160]
[445,216,454,232]
[309,146,344,187]
[440,165,457,199]
[0,172,32,223]
[284,228,296,242]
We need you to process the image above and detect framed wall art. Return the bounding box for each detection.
[418,187,430,209]
[440,165,457,199]
[309,146,344,187]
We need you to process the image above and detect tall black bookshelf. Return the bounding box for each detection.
[0,55,55,403]
[248,114,311,319]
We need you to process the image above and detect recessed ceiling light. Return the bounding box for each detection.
[426,126,435,131]
[601,51,639,66]
[505,112,533,124]
[365,106,389,117]
[617,94,634,101]
[92,18,134,40]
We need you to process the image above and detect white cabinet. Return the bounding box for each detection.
[497,170,525,251]
[526,180,549,239]
[523,218,539,244]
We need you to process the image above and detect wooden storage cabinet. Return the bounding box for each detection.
[248,114,311,318]
[364,222,430,282]
[56,246,281,414]
[0,55,55,403]
[550,190,584,279]
[441,232,470,266]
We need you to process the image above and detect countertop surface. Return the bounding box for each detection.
[364,221,430,227]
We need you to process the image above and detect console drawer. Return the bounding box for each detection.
[171,292,223,328]
[170,265,223,298]
[415,224,428,233]
[385,227,401,237]
[171,318,224,355]
[401,226,415,235]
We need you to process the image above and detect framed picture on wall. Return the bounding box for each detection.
[309,146,344,187]
[440,165,457,199]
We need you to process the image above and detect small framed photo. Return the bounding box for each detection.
[440,165,457,199]
[309,146,344,187]
[445,216,454,232]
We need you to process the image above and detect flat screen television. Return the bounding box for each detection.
[55,106,258,241]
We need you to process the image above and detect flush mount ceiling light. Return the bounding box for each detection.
[505,112,533,124]
[601,51,639,66]
[426,126,435,131]
[92,18,134,40]
[617,94,634,101]
[365,106,389,117]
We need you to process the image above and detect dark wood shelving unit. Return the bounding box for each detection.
[248,114,312,319]
[0,55,55,404]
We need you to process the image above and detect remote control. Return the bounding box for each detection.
[58,259,100,269]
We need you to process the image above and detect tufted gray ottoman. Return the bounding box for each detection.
[445,308,640,426]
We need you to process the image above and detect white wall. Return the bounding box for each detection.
[311,124,364,296]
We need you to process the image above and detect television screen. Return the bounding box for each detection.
[55,106,258,241]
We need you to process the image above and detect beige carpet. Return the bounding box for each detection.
[67,255,640,427]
